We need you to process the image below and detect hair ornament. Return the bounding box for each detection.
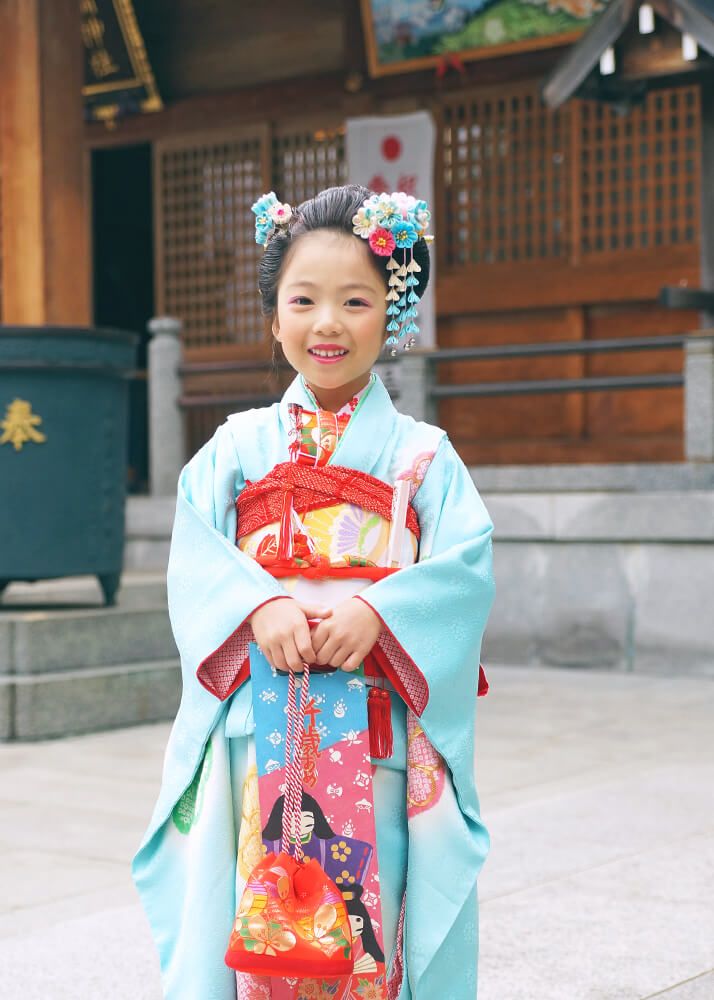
[352,191,431,354]
[252,191,292,247]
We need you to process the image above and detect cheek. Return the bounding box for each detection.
[274,310,302,340]
[355,309,387,339]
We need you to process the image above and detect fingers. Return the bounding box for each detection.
[314,631,341,666]
[311,620,327,654]
[323,645,349,668]
[281,635,306,673]
[340,651,363,672]
[295,602,332,620]
[260,633,306,674]
[269,642,288,674]
[294,617,317,666]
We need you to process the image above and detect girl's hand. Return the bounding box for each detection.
[250,598,332,673]
[311,598,381,672]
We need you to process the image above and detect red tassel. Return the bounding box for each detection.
[368,686,393,760]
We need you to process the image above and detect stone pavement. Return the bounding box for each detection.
[0,664,713,1000]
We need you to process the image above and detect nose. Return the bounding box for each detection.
[312,304,344,337]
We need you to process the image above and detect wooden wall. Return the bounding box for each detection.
[434,81,701,464]
[0,0,90,326]
[84,17,705,466]
[135,0,345,100]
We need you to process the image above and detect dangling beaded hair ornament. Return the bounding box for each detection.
[352,192,432,355]
[251,189,433,356]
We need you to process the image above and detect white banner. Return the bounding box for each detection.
[346,111,437,349]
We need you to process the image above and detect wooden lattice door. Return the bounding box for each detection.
[155,125,270,360]
[436,81,702,464]
[154,120,347,456]
[272,120,346,207]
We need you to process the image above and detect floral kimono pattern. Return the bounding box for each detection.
[132,373,494,999]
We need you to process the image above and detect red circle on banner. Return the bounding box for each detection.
[381,135,402,162]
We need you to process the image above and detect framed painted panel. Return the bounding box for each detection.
[360,0,608,77]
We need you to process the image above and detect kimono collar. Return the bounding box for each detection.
[278,372,398,475]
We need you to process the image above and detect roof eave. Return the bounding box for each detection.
[660,0,714,58]
[541,0,714,109]
[541,0,636,108]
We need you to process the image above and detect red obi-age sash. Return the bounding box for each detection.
[198,416,489,706]
[236,461,421,580]
[198,457,489,705]
[231,458,488,736]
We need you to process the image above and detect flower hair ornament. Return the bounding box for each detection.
[353,191,432,355]
[252,191,293,247]
[251,189,432,355]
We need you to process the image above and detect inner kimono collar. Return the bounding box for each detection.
[299,373,374,417]
[278,371,398,475]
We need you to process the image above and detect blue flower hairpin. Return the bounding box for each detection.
[252,192,293,247]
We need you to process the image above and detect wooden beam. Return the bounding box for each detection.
[84,45,563,149]
[436,248,700,315]
[0,0,90,325]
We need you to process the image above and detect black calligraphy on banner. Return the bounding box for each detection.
[81,0,161,125]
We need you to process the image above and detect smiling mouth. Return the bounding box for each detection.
[308,348,349,358]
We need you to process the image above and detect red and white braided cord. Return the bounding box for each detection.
[280,662,311,858]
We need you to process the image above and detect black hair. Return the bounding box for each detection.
[257,184,431,316]
[261,790,335,841]
[342,884,385,963]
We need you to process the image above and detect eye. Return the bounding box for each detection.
[346,298,370,308]
[288,295,312,305]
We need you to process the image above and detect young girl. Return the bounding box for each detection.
[133,184,495,1000]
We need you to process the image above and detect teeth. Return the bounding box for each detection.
[310,349,347,357]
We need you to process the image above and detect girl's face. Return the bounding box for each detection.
[273,230,387,406]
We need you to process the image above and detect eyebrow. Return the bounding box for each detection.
[286,281,376,293]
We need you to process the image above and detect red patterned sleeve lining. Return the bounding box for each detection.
[195,596,283,701]
[355,597,429,716]
[196,596,489,704]
[357,597,490,711]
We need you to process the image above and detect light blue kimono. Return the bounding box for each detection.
[132,373,495,999]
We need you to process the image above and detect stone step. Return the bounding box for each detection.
[125,497,174,571]
[0,574,181,741]
[1,571,167,609]
[0,605,177,675]
[0,572,176,681]
[0,658,181,741]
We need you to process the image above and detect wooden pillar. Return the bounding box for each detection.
[0,0,90,325]
[701,80,714,330]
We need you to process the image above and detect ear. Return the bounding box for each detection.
[271,314,281,341]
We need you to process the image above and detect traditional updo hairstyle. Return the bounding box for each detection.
[257,184,431,322]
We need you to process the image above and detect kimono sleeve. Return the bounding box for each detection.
[356,435,495,813]
[167,422,287,701]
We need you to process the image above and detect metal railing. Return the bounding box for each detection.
[177,358,290,412]
[145,324,714,491]
[176,334,711,412]
[424,334,710,400]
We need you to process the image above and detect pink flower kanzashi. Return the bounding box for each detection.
[368,227,396,257]
[391,191,416,214]
[268,202,292,225]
